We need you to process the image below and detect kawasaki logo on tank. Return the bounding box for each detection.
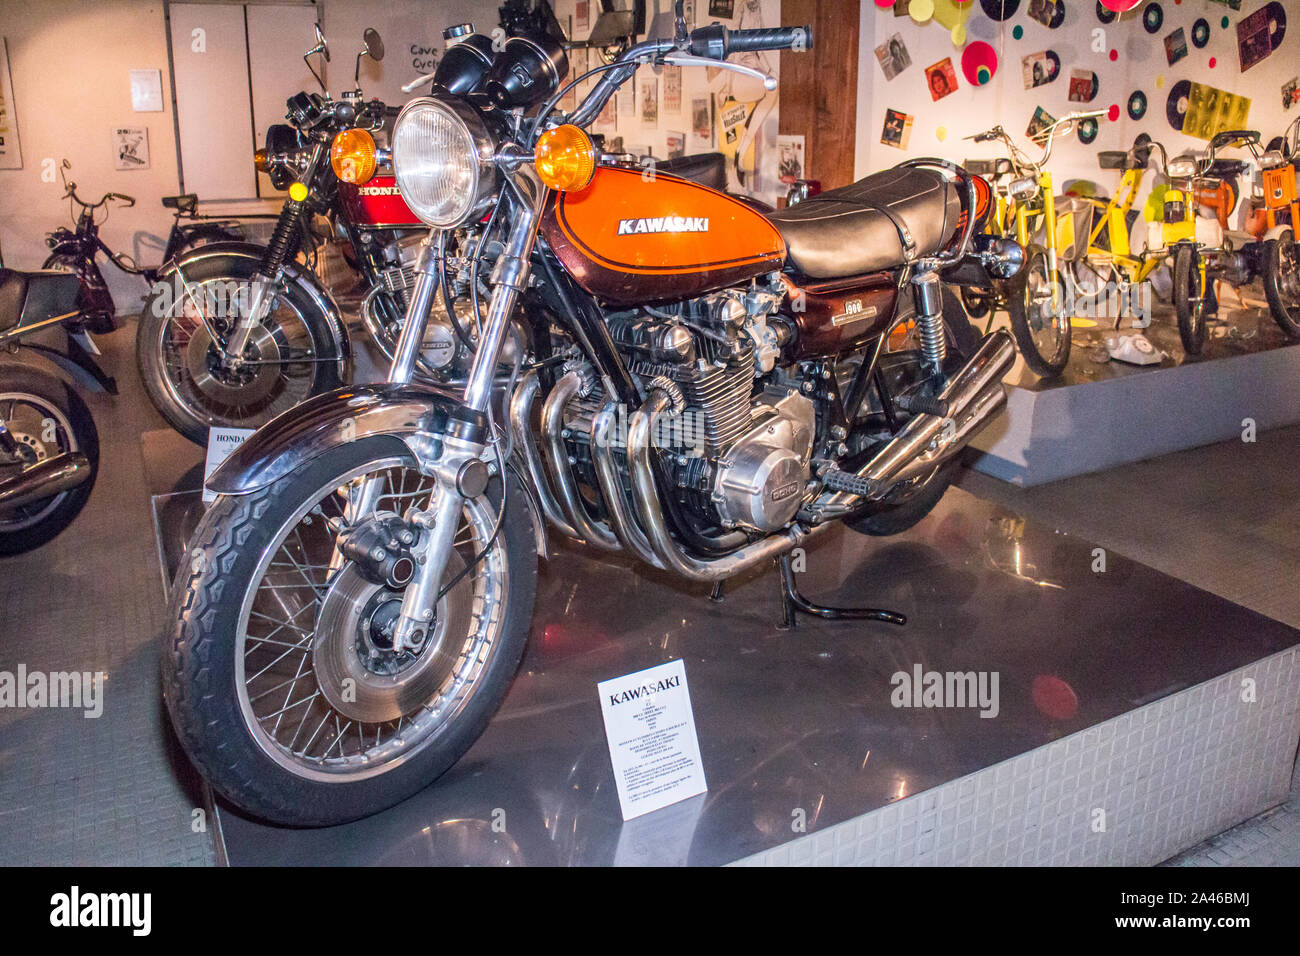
[617,216,710,235]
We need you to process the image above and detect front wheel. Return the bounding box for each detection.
[137,253,347,445]
[1008,243,1071,378]
[0,363,99,555]
[1263,230,1300,341]
[162,436,537,826]
[1173,243,1209,355]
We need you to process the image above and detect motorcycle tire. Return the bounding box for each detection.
[1173,243,1209,355]
[136,253,346,446]
[1263,230,1300,341]
[0,362,99,556]
[162,436,538,827]
[1007,243,1071,378]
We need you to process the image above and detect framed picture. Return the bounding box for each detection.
[1164,28,1188,67]
[881,108,913,150]
[875,34,911,81]
[708,0,735,19]
[0,38,22,170]
[925,58,958,101]
[113,126,150,170]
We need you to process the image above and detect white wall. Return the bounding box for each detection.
[0,0,497,311]
[856,0,1296,206]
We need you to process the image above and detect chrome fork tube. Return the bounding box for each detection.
[390,168,549,652]
[387,238,441,385]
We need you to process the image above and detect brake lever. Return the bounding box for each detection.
[401,72,436,94]
[660,52,777,91]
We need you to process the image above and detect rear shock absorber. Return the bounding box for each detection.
[911,270,947,377]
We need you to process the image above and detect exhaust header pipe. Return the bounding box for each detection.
[0,452,92,511]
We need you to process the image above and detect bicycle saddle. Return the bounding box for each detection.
[162,194,198,214]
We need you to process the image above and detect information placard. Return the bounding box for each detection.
[597,660,707,821]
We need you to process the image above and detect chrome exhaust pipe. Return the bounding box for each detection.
[0,452,92,510]
[590,403,665,569]
[541,371,620,551]
[508,369,580,541]
[823,329,1016,511]
[628,390,829,583]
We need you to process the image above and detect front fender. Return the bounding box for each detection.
[207,382,460,496]
[159,240,353,372]
[206,382,551,557]
[1264,224,1294,243]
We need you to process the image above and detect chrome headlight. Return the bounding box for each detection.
[392,96,497,228]
[1167,159,1197,179]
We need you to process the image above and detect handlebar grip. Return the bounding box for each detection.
[726,25,813,54]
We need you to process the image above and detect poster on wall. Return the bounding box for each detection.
[875,34,911,81]
[1160,28,1187,67]
[881,108,913,150]
[1284,77,1300,111]
[1026,0,1064,30]
[1026,106,1057,144]
[1021,51,1059,90]
[690,95,713,147]
[926,58,958,101]
[665,64,686,113]
[129,69,164,112]
[0,38,21,170]
[112,126,150,170]
[708,0,735,19]
[666,130,686,159]
[575,0,590,33]
[776,134,804,183]
[639,75,659,127]
[1068,69,1098,103]
[1236,2,1287,74]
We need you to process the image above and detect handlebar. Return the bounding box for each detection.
[566,23,811,130]
[966,110,1108,176]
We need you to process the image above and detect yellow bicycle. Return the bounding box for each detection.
[962,110,1104,377]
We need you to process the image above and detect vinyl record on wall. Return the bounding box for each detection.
[979,0,1020,21]
[1096,1,1116,24]
[1127,89,1148,120]
[1143,3,1163,34]
[1191,18,1210,48]
[1166,78,1191,131]
[962,40,1000,85]
[1078,117,1099,143]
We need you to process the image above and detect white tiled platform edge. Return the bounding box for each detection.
[733,647,1300,866]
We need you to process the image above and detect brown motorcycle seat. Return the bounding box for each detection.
[764,165,960,279]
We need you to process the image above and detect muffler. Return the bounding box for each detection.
[0,452,92,510]
[821,329,1016,510]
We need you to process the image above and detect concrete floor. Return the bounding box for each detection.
[0,314,1297,865]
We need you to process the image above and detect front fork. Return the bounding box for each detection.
[384,166,548,653]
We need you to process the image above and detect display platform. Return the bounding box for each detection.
[141,428,1300,866]
[970,302,1300,486]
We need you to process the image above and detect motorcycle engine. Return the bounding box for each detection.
[601,281,814,533]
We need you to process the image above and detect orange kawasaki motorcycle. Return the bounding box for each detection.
[161,6,1022,826]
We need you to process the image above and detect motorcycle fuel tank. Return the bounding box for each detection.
[336,174,423,228]
[541,166,786,305]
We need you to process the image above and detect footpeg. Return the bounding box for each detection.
[820,467,880,498]
[896,393,950,418]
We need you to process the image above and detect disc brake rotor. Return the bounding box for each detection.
[313,550,472,724]
[185,323,283,406]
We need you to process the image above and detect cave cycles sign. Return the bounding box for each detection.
[410,42,439,74]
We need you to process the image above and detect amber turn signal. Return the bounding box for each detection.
[331,128,378,185]
[253,147,270,173]
[535,124,596,192]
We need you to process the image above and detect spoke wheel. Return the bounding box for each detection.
[1008,243,1071,377]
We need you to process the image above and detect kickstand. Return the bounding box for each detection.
[776,554,907,630]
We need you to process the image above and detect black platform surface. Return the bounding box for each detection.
[141,429,1300,866]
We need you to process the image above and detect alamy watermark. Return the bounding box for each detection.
[891,664,999,718]
[0,665,104,718]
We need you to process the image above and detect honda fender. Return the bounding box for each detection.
[155,241,352,377]
[206,382,548,557]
